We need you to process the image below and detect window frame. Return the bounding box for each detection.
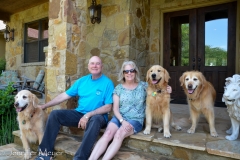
[24,18,48,63]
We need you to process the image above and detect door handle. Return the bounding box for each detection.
[198,64,201,70]
[192,63,195,70]
[193,58,195,62]
[198,58,201,62]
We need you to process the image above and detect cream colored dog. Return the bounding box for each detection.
[143,65,181,138]
[14,90,48,159]
[179,71,218,137]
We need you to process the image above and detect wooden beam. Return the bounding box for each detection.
[0,11,10,21]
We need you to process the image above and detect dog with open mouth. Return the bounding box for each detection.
[179,71,218,137]
[14,90,48,159]
[143,65,181,138]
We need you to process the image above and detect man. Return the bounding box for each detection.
[35,56,114,160]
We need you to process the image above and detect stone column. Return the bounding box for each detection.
[45,0,87,115]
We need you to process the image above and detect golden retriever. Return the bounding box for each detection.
[14,90,48,159]
[143,65,181,138]
[179,71,218,137]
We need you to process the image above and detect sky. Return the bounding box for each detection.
[0,20,5,30]
[205,19,228,51]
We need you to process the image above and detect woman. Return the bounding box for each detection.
[89,61,171,160]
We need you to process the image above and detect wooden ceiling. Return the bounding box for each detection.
[0,0,48,21]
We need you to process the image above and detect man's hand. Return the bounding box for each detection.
[38,105,46,110]
[78,116,89,129]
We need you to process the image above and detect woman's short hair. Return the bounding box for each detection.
[118,61,140,83]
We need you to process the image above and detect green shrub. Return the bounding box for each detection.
[0,83,19,145]
[0,58,6,72]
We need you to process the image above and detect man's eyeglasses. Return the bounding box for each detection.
[123,69,136,74]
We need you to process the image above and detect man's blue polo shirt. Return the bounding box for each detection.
[66,74,114,122]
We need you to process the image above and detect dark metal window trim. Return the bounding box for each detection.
[24,18,48,63]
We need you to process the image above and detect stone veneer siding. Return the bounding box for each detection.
[3,0,240,135]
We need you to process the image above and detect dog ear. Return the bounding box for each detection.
[146,68,150,83]
[32,94,39,108]
[164,69,170,83]
[199,72,207,87]
[179,72,185,86]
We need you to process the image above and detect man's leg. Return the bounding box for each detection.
[38,109,82,157]
[73,114,107,160]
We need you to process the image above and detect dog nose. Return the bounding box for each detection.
[14,102,19,107]
[151,74,156,79]
[188,84,193,89]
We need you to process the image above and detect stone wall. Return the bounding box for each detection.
[5,3,48,79]
[0,34,5,60]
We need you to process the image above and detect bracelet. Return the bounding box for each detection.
[84,115,89,119]
[119,118,124,123]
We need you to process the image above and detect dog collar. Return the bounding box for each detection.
[152,89,164,96]
[22,110,36,125]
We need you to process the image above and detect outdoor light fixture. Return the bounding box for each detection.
[88,0,101,24]
[4,25,14,42]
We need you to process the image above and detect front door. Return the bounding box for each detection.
[163,2,236,106]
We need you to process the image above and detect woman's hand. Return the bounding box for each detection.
[167,85,172,94]
[122,121,133,133]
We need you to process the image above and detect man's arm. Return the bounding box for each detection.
[38,92,72,110]
[85,104,112,118]
[78,104,112,129]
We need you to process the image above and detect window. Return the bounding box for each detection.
[24,18,48,63]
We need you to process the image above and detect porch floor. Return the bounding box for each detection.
[1,104,240,160]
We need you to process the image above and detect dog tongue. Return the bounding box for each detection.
[152,80,158,84]
[188,89,194,94]
[16,107,22,112]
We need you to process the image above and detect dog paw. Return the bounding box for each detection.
[187,128,195,134]
[24,151,31,159]
[158,127,163,133]
[175,125,182,131]
[226,135,238,141]
[143,129,151,135]
[210,131,218,137]
[164,132,171,138]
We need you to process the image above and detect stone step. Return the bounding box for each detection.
[0,142,176,160]
[2,104,240,160]
[10,127,240,160]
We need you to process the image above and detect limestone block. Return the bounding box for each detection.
[90,48,101,56]
[102,5,119,17]
[55,24,67,50]
[86,33,99,47]
[118,28,130,46]
[104,29,117,41]
[78,41,86,57]
[115,13,127,30]
[49,0,60,19]
[46,69,58,92]
[93,25,105,37]
[53,52,60,67]
[150,38,159,52]
[66,51,77,75]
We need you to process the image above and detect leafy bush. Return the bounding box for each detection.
[0,83,19,145]
[0,58,6,72]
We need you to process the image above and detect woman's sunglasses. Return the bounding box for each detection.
[123,69,136,74]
